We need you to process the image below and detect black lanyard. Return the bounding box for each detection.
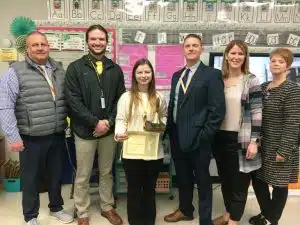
[88,57,106,107]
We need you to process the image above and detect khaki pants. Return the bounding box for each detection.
[74,133,116,218]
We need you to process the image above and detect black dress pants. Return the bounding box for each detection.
[252,176,288,225]
[170,126,213,225]
[122,158,163,225]
[20,134,64,222]
[212,131,256,221]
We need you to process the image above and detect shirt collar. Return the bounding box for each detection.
[45,61,52,69]
[186,60,201,73]
[37,61,52,71]
[26,55,52,69]
[88,51,104,65]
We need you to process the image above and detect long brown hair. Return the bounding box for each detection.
[222,40,250,78]
[128,58,157,122]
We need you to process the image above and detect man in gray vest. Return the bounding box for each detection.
[0,31,73,225]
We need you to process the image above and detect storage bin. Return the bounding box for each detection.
[4,179,20,192]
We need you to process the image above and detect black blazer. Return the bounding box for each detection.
[166,62,225,152]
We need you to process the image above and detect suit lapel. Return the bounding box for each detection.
[170,68,184,106]
[181,62,205,105]
[173,68,184,86]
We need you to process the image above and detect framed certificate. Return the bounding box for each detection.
[123,131,160,159]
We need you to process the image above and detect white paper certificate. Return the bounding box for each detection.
[123,131,160,159]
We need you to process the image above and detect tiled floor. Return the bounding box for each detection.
[0,184,299,225]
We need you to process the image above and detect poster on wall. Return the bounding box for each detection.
[38,27,117,62]
[144,0,161,22]
[256,0,273,23]
[107,0,124,21]
[48,0,68,20]
[155,45,185,89]
[88,0,105,20]
[69,0,86,20]
[218,0,236,22]
[61,33,85,51]
[202,0,217,22]
[163,0,180,22]
[238,0,255,23]
[182,0,201,22]
[44,32,62,50]
[118,44,148,88]
[0,48,18,62]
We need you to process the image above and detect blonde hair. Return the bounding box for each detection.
[222,40,250,79]
[270,48,294,68]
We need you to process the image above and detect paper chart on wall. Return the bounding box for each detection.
[238,0,255,23]
[48,0,68,20]
[202,0,217,22]
[155,45,185,89]
[144,0,161,21]
[69,0,86,20]
[107,0,124,21]
[61,33,85,51]
[118,44,148,89]
[274,0,293,23]
[44,32,62,50]
[125,0,143,21]
[218,0,236,22]
[88,0,105,20]
[38,27,116,62]
[256,0,273,23]
[182,0,201,22]
[163,0,180,22]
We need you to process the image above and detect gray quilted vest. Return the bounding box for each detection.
[11,56,68,136]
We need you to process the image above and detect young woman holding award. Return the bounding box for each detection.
[115,58,168,225]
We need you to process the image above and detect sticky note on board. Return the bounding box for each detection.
[245,32,259,46]
[134,31,146,43]
[157,32,167,44]
[287,34,300,47]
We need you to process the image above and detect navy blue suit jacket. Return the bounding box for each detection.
[166,62,225,152]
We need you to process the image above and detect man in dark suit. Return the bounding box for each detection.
[164,34,225,225]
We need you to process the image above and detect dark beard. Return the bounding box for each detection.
[88,48,106,60]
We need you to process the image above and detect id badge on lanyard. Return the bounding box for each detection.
[100,90,106,109]
[89,58,106,109]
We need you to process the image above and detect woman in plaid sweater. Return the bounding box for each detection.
[212,40,263,225]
